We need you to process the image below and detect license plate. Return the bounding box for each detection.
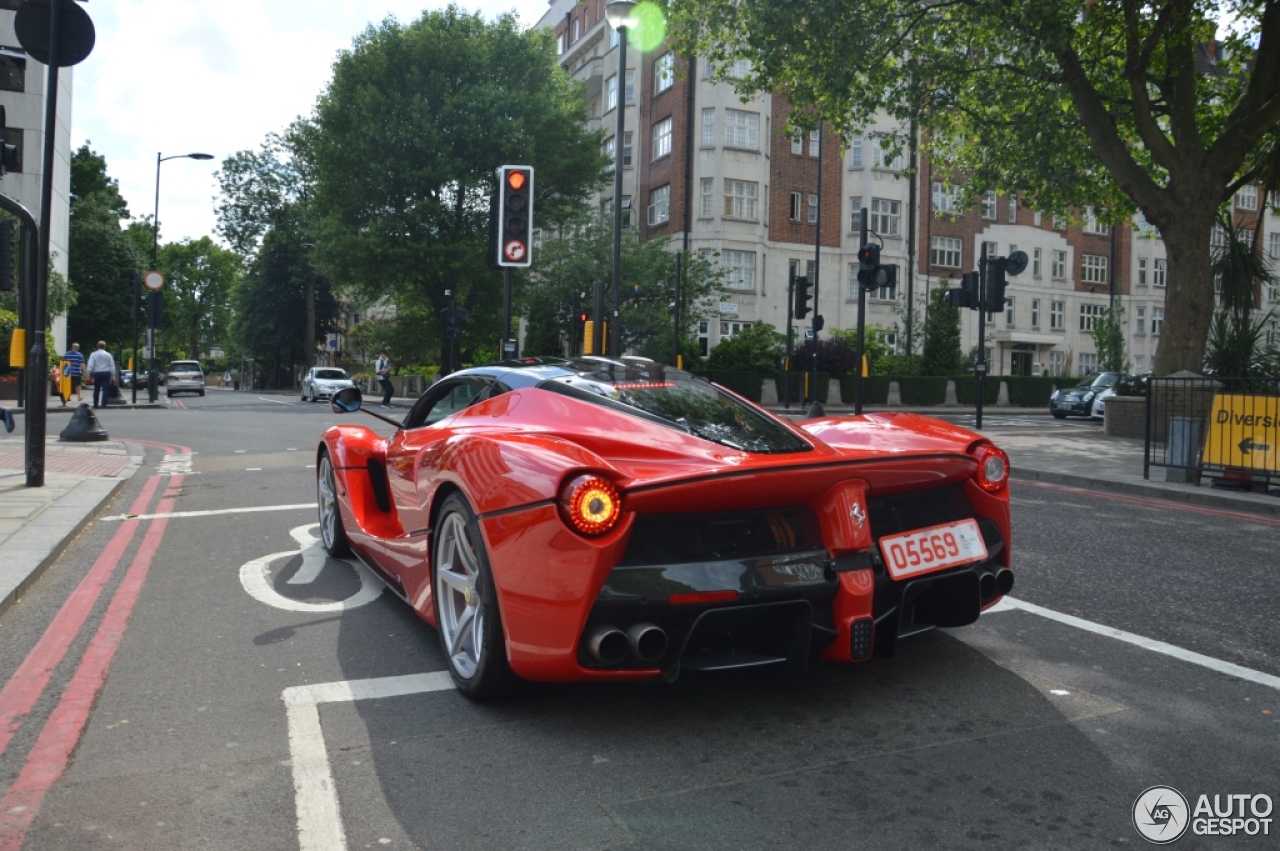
[879,519,988,580]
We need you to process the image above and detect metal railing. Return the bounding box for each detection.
[1143,375,1280,489]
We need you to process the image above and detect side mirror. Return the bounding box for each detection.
[331,386,363,414]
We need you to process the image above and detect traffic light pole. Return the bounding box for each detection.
[810,121,823,411]
[854,208,868,415]
[976,243,988,430]
[502,267,513,359]
[785,273,794,410]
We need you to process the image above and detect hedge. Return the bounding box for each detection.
[695,369,766,402]
[1003,376,1061,407]
[951,374,1001,405]
[898,376,948,406]
[774,371,835,404]
[838,375,890,405]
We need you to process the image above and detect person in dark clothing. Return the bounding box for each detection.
[375,350,394,408]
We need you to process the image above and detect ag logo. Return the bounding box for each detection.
[1133,785,1190,844]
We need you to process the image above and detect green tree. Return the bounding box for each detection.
[297,5,607,367]
[1204,214,1276,376]
[65,144,140,351]
[707,322,785,372]
[158,237,241,360]
[524,216,725,361]
[665,0,1280,375]
[921,288,964,376]
[1091,306,1128,373]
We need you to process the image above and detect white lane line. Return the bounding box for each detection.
[258,396,294,405]
[283,672,456,851]
[989,597,1280,692]
[103,503,313,521]
[247,467,263,471]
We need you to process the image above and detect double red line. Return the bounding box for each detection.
[0,442,188,849]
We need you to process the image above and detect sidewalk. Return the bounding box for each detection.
[0,435,142,616]
[0,404,1275,621]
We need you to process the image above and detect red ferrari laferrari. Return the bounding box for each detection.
[316,357,1012,699]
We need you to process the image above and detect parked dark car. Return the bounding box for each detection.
[1049,372,1122,419]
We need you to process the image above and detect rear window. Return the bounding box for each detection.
[314,369,348,380]
[538,363,811,455]
[169,362,202,372]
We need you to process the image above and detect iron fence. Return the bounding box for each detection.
[1143,376,1280,489]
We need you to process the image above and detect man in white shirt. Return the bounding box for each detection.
[375,350,394,409]
[86,341,116,409]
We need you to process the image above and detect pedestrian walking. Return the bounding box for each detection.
[375,350,394,408]
[62,342,85,401]
[86,341,116,409]
[1,406,13,433]
[223,369,232,388]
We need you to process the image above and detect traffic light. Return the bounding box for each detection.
[944,271,980,309]
[0,107,17,177]
[984,257,1008,314]
[150,290,164,330]
[856,243,880,289]
[0,220,14,292]
[497,165,533,268]
[793,275,812,319]
[444,306,470,341]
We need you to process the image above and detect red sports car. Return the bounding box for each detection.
[316,357,1012,699]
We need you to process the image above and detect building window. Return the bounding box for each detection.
[1153,258,1166,287]
[1135,307,1146,334]
[558,32,565,54]
[1211,225,1227,249]
[1,127,21,173]
[1133,356,1145,370]
[850,135,863,168]
[931,236,962,268]
[1236,185,1258,211]
[1005,296,1015,328]
[1152,308,1164,335]
[572,18,579,42]
[700,178,713,217]
[1031,299,1040,329]
[621,195,631,228]
[1083,206,1110,235]
[702,108,715,146]
[604,135,615,165]
[869,198,900,236]
[1137,257,1147,286]
[1269,190,1280,211]
[720,320,753,339]
[1032,248,1042,277]
[807,194,818,223]
[983,241,998,263]
[1270,232,1280,260]
[1048,350,1065,375]
[648,184,670,225]
[1079,303,1104,331]
[871,134,899,169]
[723,250,756,290]
[849,196,863,232]
[725,58,751,79]
[1008,196,1018,223]
[606,74,618,111]
[653,117,672,159]
[931,181,960,215]
[0,50,24,92]
[1054,214,1067,230]
[1052,250,1067,279]
[1034,211,1043,227]
[790,192,803,222]
[872,270,897,301]
[655,52,674,93]
[1267,319,1278,347]
[724,179,758,220]
[724,109,759,149]
[791,130,803,155]
[981,191,997,220]
[1081,254,1108,284]
[1050,300,1065,330]
[697,320,710,357]
[1078,353,1099,374]
[808,129,820,157]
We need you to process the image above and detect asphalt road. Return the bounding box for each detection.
[0,392,1277,850]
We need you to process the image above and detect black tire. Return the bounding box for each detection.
[301,389,309,402]
[198,389,205,397]
[1051,411,1067,419]
[433,493,515,700]
[316,450,352,557]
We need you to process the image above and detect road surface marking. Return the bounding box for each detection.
[156,453,194,476]
[258,396,294,405]
[240,524,384,612]
[0,474,184,848]
[988,597,1280,691]
[103,503,313,521]
[283,672,455,851]
[1014,480,1280,526]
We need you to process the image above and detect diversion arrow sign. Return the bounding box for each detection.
[1238,437,1272,454]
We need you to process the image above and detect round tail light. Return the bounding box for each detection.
[560,474,621,536]
[973,444,1009,493]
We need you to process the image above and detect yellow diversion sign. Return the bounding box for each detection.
[1202,393,1280,473]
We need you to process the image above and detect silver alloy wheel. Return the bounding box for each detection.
[435,510,484,679]
[317,455,340,550]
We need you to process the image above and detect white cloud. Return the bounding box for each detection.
[70,0,552,247]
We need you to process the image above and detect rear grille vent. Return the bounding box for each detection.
[866,484,972,539]
[619,507,822,566]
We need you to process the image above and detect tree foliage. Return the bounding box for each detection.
[1091,306,1128,373]
[158,237,242,360]
[921,287,964,376]
[295,4,608,367]
[706,321,785,372]
[664,0,1280,374]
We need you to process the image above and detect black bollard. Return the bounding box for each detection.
[59,402,109,442]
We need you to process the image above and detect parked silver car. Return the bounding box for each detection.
[165,360,205,397]
[301,366,355,402]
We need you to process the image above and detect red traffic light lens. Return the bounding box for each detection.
[507,170,527,191]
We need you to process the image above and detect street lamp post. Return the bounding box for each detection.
[134,151,214,403]
[605,0,636,359]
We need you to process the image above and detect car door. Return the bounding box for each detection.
[384,376,495,535]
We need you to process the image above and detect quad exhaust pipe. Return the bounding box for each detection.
[979,567,1015,602]
[584,623,668,666]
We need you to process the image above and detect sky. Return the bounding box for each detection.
[70,0,553,248]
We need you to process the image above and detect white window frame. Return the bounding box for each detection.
[981,191,998,220]
[700,178,713,218]
[723,250,756,290]
[1236,185,1258,211]
[850,135,863,168]
[1152,308,1164,335]
[653,117,672,160]
[1050,300,1065,331]
[1137,257,1147,286]
[701,108,715,146]
[606,74,618,111]
[724,109,759,149]
[931,236,962,268]
[790,192,803,222]
[1079,303,1104,331]
[869,198,900,237]
[648,184,670,225]
[1032,248,1042,277]
[724,179,758,220]
[931,182,960,215]
[849,197,863,232]
[1030,299,1040,329]
[808,129,820,157]
[807,194,818,224]
[1135,307,1146,334]
[871,134,900,169]
[1083,206,1110,235]
[1052,250,1067,279]
[655,52,674,93]
[1081,254,1108,284]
